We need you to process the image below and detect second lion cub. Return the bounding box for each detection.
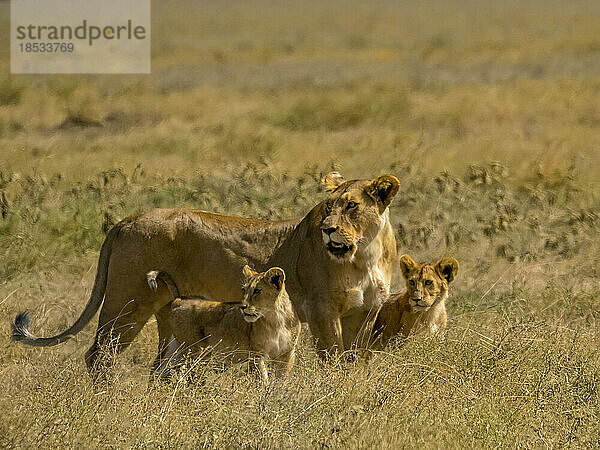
[147,265,301,383]
[373,254,459,348]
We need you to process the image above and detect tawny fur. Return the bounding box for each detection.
[147,266,300,383]
[11,172,399,377]
[372,255,459,349]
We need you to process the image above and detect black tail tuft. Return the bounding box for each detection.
[11,311,32,342]
[146,270,160,292]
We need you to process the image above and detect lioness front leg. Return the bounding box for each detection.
[309,311,344,359]
[355,307,382,351]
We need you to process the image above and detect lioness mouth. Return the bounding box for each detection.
[242,311,260,323]
[327,241,354,258]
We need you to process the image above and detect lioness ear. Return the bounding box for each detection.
[265,267,285,291]
[366,175,400,212]
[321,171,346,192]
[242,265,257,280]
[399,254,418,279]
[436,257,459,283]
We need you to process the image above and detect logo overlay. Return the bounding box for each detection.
[11,0,150,74]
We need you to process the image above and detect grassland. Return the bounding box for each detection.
[1,0,600,447]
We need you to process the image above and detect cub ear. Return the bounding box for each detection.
[366,175,400,212]
[399,254,418,279]
[242,265,257,280]
[321,171,346,192]
[436,257,459,283]
[265,267,285,291]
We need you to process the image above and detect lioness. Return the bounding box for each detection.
[372,254,459,348]
[146,265,300,383]
[11,172,399,377]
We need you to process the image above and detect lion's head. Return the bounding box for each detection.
[240,265,287,323]
[399,254,459,312]
[319,172,400,262]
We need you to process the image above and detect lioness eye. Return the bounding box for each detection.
[424,280,433,286]
[409,280,415,286]
[346,201,358,210]
[254,288,262,296]
[241,287,246,294]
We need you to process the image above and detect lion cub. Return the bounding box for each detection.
[147,265,300,383]
[373,254,459,348]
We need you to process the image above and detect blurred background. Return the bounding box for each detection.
[1,0,599,286]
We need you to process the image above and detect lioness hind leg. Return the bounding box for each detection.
[150,302,174,379]
[85,297,154,381]
[152,336,181,380]
[85,322,146,383]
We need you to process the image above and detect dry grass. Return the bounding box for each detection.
[1,0,600,448]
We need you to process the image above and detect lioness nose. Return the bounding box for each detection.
[323,226,338,235]
[240,304,248,310]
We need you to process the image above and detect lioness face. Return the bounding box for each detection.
[320,172,400,262]
[399,254,459,312]
[240,265,286,323]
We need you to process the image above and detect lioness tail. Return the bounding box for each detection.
[11,311,36,343]
[10,225,119,347]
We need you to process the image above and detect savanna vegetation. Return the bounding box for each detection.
[1,0,599,447]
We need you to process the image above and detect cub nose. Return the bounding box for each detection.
[240,304,248,310]
[323,226,338,236]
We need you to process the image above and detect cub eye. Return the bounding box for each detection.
[409,280,415,286]
[253,288,262,296]
[241,287,246,294]
[346,201,358,210]
[424,280,433,286]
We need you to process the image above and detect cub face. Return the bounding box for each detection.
[320,172,400,262]
[240,265,286,323]
[399,254,459,312]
